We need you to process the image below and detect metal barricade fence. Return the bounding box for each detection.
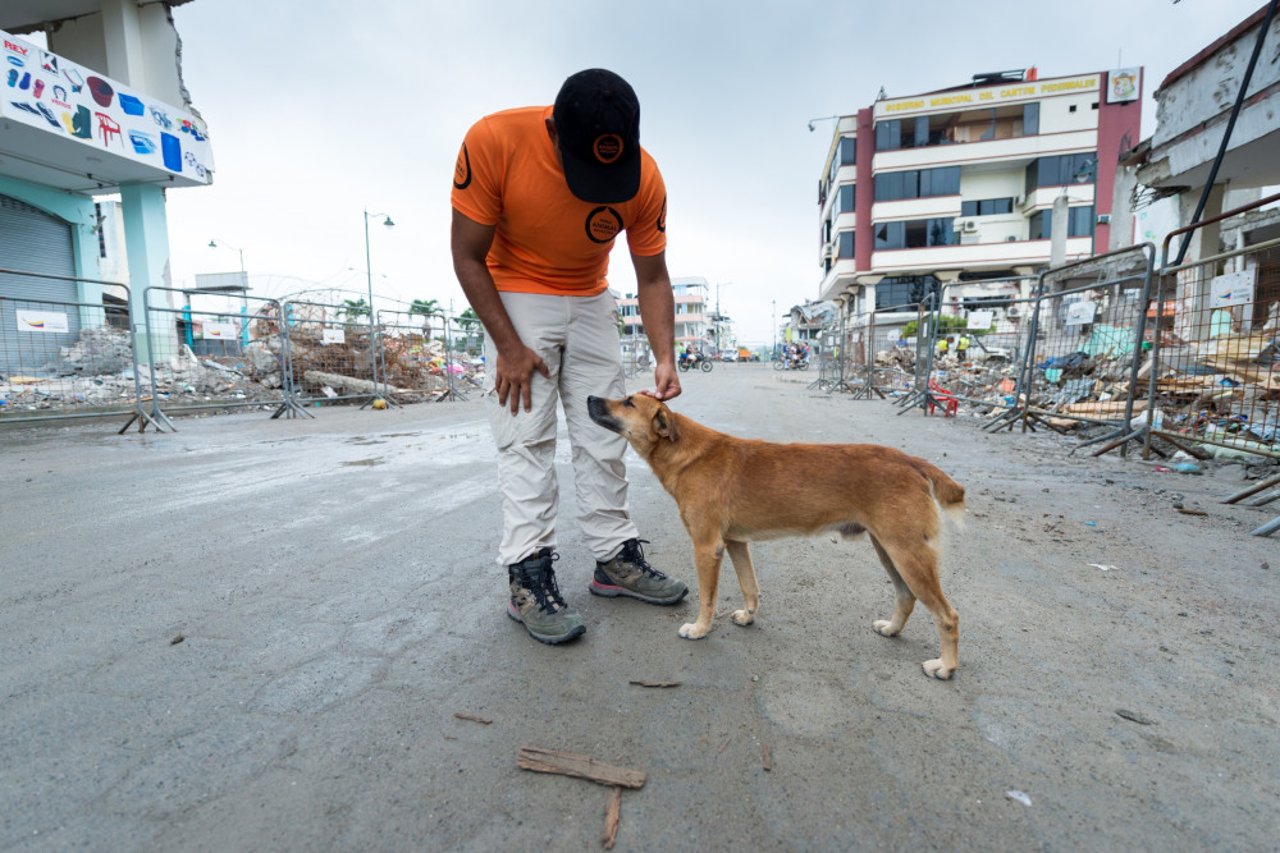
[281,298,379,409]
[918,277,1040,421]
[140,287,298,428]
[374,309,469,403]
[1015,248,1155,437]
[1148,194,1280,538]
[844,300,918,401]
[0,269,153,431]
[1144,229,1279,464]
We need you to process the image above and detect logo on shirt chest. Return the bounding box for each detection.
[585,206,623,244]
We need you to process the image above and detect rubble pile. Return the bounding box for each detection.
[379,333,484,401]
[60,327,134,375]
[285,326,377,399]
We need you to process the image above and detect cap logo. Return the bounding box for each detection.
[593,134,623,165]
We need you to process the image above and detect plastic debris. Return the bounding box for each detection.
[1005,790,1033,806]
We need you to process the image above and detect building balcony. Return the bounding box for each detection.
[870,237,1094,273]
[872,129,1098,173]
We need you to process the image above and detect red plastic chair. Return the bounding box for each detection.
[927,379,959,417]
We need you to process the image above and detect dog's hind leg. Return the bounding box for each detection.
[868,533,915,638]
[678,535,723,640]
[724,539,759,627]
[877,536,959,680]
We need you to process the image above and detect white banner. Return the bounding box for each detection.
[198,321,238,340]
[1064,301,1097,326]
[322,329,345,345]
[1209,268,1256,308]
[967,310,994,330]
[16,309,69,333]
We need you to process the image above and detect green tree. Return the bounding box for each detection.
[456,307,483,354]
[409,298,441,319]
[339,297,370,322]
[902,314,989,338]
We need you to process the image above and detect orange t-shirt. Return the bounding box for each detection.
[451,106,667,296]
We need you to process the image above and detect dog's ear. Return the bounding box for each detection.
[654,408,678,442]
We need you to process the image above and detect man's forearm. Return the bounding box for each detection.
[636,279,676,364]
[454,258,523,355]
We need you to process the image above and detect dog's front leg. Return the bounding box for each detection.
[678,538,723,640]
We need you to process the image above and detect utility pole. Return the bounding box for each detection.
[771,298,777,358]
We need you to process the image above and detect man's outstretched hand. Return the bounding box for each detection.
[640,362,681,401]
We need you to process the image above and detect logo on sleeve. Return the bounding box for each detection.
[453,143,472,190]
[585,206,623,243]
[656,195,666,233]
[593,134,623,164]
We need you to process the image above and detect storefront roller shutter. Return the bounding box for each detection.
[0,195,79,376]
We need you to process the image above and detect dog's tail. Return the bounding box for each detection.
[915,460,966,530]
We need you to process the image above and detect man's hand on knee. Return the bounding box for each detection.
[495,346,551,414]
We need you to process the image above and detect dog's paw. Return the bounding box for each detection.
[731,609,755,627]
[922,659,955,680]
[872,619,901,637]
[678,622,709,640]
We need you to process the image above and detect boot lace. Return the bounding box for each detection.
[522,553,567,613]
[621,539,668,579]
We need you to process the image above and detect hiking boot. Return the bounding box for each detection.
[506,549,585,645]
[590,539,688,605]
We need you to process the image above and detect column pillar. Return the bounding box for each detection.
[120,183,176,362]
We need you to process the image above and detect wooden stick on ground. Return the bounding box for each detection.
[628,680,681,688]
[453,712,493,725]
[762,744,773,772]
[602,786,622,849]
[517,746,646,789]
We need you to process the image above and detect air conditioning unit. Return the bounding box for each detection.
[1007,306,1021,318]
[959,219,979,233]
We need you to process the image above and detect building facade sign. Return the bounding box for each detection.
[1106,68,1141,103]
[875,74,1100,118]
[1,29,213,184]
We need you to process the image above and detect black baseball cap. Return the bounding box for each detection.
[553,69,641,204]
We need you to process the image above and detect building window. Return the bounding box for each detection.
[874,218,956,250]
[961,197,1014,217]
[876,275,940,311]
[1028,205,1095,240]
[837,184,855,213]
[874,102,1041,152]
[1024,152,1097,195]
[874,166,960,202]
[838,230,855,259]
[826,137,856,193]
[1023,102,1039,135]
[1069,205,1095,237]
[840,136,856,166]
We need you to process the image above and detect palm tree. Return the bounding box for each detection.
[457,307,483,354]
[339,297,370,323]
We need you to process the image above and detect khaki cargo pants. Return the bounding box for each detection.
[483,290,638,567]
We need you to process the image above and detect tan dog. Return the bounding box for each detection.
[587,394,967,679]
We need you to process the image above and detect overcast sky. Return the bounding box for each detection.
[158,0,1265,345]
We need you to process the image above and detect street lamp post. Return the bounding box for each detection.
[362,208,395,398]
[208,238,248,344]
[771,299,777,359]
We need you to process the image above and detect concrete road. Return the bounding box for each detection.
[2,365,1277,851]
